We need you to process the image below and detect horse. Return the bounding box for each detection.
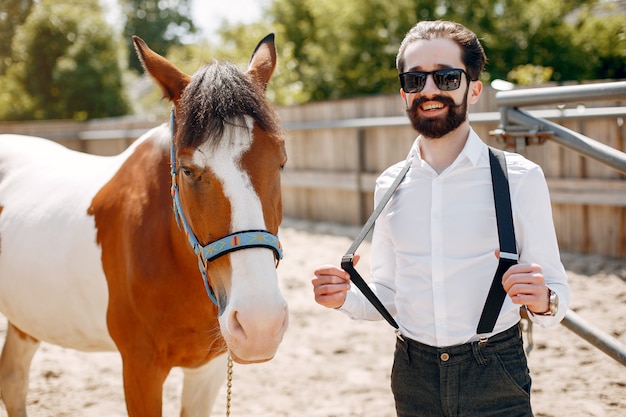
[0,33,288,417]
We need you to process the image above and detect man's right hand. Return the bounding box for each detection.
[311,255,359,309]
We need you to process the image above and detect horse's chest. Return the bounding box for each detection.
[0,142,119,350]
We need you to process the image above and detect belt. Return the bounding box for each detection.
[397,323,522,365]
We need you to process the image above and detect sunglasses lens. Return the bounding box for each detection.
[400,69,466,93]
[400,73,426,93]
[434,69,464,91]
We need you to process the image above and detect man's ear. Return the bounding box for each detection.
[468,80,483,105]
[400,88,409,108]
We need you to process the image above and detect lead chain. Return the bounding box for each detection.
[226,353,233,417]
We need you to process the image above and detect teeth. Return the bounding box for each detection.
[423,103,444,111]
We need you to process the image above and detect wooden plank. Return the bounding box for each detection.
[547,178,626,206]
[579,118,622,178]
[364,126,414,172]
[620,208,626,257]
[282,170,359,191]
[2,92,625,256]
[282,170,377,192]
[587,206,620,257]
[283,171,626,206]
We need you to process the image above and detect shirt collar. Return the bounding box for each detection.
[463,128,489,167]
[410,127,488,168]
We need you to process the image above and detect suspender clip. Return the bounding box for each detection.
[499,251,518,261]
[395,329,405,341]
[341,254,355,265]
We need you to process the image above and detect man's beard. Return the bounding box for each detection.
[405,93,468,138]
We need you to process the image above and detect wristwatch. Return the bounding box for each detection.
[532,288,559,316]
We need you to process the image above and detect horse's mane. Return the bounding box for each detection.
[178,60,280,149]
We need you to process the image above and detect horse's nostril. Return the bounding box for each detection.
[230,310,247,340]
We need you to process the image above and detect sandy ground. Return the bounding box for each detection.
[0,218,625,417]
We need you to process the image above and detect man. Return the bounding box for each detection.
[311,20,569,417]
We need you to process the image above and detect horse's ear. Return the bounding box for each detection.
[247,33,277,91]
[132,35,190,103]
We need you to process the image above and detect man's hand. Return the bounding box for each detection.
[311,255,359,309]
[501,262,550,314]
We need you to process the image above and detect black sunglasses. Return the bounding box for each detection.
[399,68,470,93]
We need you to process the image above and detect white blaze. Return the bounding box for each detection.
[191,116,287,361]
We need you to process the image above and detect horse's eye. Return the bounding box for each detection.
[181,167,193,177]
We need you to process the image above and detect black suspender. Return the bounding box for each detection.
[476,147,518,334]
[341,146,516,336]
[341,157,411,330]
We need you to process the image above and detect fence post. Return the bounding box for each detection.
[357,128,366,224]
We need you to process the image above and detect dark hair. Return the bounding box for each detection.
[396,20,487,81]
[178,61,280,149]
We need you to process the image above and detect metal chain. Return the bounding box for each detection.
[521,316,534,355]
[226,353,233,417]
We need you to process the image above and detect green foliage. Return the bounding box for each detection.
[471,0,591,82]
[508,65,554,85]
[122,0,197,73]
[0,0,129,120]
[216,0,420,105]
[4,0,619,119]
[214,0,624,104]
[0,0,34,74]
[571,2,626,80]
[130,40,220,116]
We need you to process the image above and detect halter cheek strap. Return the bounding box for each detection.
[169,107,283,307]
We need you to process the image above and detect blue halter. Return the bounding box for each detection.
[169,108,283,307]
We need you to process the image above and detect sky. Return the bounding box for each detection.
[102,0,264,40]
[191,0,264,38]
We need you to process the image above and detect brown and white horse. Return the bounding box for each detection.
[0,34,288,416]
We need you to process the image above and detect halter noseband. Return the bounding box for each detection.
[169,108,283,307]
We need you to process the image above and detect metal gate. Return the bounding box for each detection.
[491,80,626,366]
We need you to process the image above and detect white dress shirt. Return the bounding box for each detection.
[340,128,570,347]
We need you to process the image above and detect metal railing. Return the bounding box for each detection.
[494,81,626,366]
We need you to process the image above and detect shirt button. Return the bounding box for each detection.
[440,353,450,362]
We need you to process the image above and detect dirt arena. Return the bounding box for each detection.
[0,218,624,416]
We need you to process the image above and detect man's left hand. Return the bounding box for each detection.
[501,262,550,314]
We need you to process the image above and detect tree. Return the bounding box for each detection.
[0,0,129,120]
[217,0,421,104]
[571,2,626,80]
[121,0,197,73]
[186,0,626,105]
[331,0,421,99]
[0,0,34,74]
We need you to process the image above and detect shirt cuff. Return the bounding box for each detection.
[336,288,362,319]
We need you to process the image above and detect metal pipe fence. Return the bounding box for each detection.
[495,81,626,366]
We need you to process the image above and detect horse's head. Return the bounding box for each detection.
[133,35,288,364]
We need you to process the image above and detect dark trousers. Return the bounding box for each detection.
[391,323,533,417]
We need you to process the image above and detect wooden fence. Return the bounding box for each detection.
[277,89,626,258]
[1,86,625,257]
